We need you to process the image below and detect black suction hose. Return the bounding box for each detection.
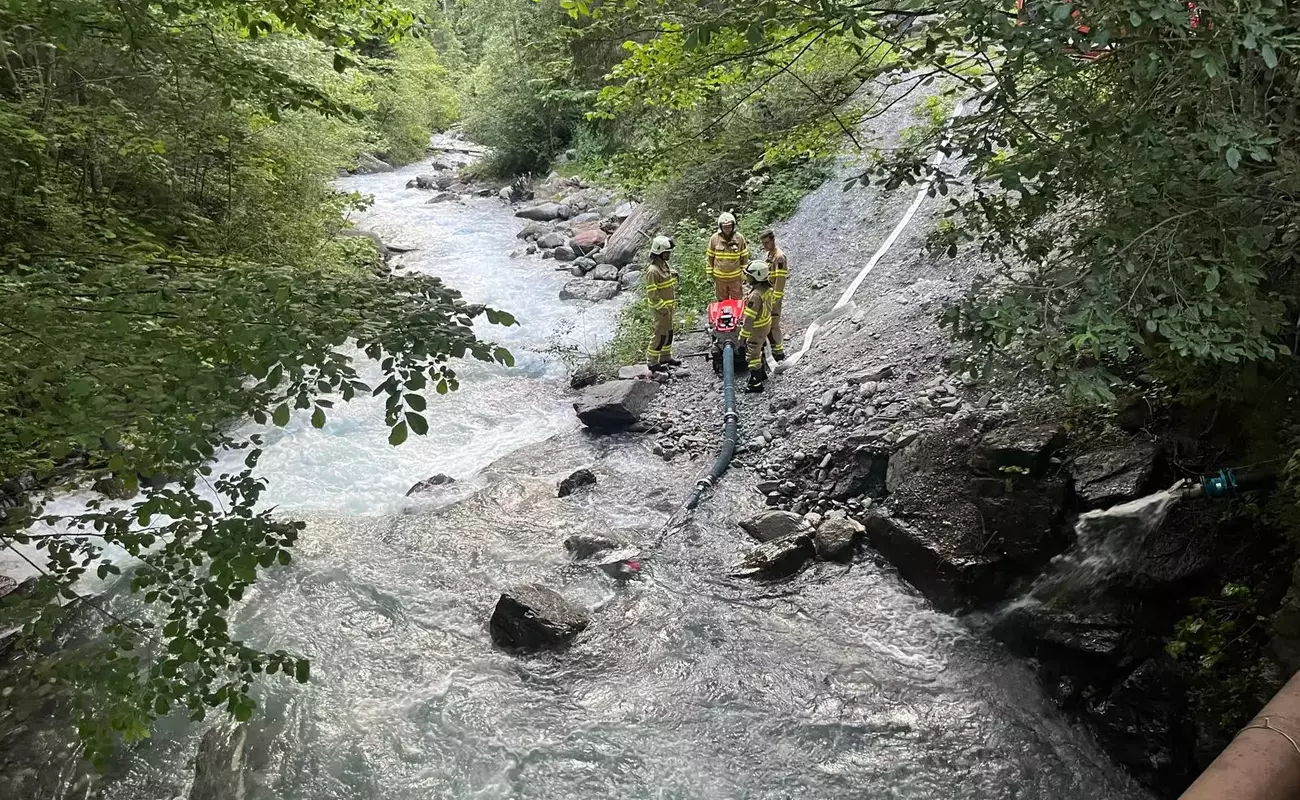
[685,341,739,511]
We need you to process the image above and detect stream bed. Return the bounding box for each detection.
[7,160,1147,800]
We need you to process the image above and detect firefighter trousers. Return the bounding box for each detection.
[744,324,771,371]
[713,277,743,301]
[767,313,784,356]
[647,308,674,365]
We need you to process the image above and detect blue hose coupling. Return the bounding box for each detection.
[1200,469,1240,500]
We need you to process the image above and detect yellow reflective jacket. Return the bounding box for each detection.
[706,232,750,280]
[739,283,773,339]
[645,258,676,312]
[768,247,788,313]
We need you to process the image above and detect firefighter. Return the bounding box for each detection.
[644,235,680,372]
[706,212,749,301]
[759,229,788,362]
[738,260,774,392]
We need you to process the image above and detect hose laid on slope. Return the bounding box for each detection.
[685,341,739,511]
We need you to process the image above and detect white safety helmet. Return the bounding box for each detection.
[649,235,674,256]
[717,212,737,228]
[745,260,770,282]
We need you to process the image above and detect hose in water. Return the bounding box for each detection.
[686,341,739,511]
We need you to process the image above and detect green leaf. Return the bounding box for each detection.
[1261,44,1278,70]
[389,421,408,446]
[406,412,428,436]
[1225,147,1240,170]
[1204,269,1220,291]
[272,404,291,427]
[405,394,426,412]
[311,406,326,429]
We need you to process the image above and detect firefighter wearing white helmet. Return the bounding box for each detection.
[644,235,681,371]
[738,259,775,392]
[706,211,750,302]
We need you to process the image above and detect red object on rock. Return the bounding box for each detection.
[570,229,608,255]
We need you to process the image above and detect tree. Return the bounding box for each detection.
[0,0,509,765]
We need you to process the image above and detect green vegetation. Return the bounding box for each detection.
[0,0,507,766]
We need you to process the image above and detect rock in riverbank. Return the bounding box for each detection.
[574,380,659,432]
[558,468,597,497]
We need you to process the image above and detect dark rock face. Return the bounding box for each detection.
[1071,443,1158,508]
[558,468,597,498]
[970,476,1068,570]
[734,534,814,579]
[830,447,890,501]
[489,584,590,650]
[739,510,809,543]
[573,380,658,432]
[1085,659,1196,791]
[406,474,455,496]
[814,519,861,561]
[553,245,576,262]
[971,423,1066,476]
[861,510,1010,612]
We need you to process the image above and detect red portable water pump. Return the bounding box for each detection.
[706,299,748,375]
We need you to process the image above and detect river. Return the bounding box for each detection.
[6,160,1146,799]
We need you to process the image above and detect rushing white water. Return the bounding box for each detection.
[2,158,1148,800]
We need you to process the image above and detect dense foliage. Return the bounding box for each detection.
[0,0,506,765]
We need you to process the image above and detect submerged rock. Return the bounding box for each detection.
[1071,443,1157,507]
[406,474,456,496]
[574,379,659,432]
[734,534,814,579]
[558,468,597,498]
[564,533,628,560]
[489,584,590,650]
[739,510,809,543]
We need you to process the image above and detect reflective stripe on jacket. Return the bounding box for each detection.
[738,284,773,339]
[706,232,750,280]
[645,258,676,311]
[768,247,788,310]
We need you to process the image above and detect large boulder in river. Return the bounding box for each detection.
[516,203,563,222]
[1071,443,1158,508]
[190,725,251,800]
[573,379,658,432]
[558,468,597,498]
[489,584,590,650]
[560,280,619,302]
[603,204,660,267]
[354,153,393,174]
[739,510,809,543]
[570,229,607,255]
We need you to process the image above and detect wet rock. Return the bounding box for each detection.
[553,245,576,262]
[92,475,138,500]
[517,222,550,240]
[971,423,1066,476]
[189,724,250,800]
[815,518,861,561]
[516,203,563,222]
[425,192,458,204]
[560,280,620,302]
[536,231,566,249]
[970,477,1068,570]
[574,379,659,432]
[1071,443,1158,508]
[603,204,660,267]
[405,474,456,496]
[1085,659,1195,791]
[489,584,590,650]
[570,229,608,255]
[993,602,1130,664]
[734,534,814,579]
[572,257,596,274]
[861,509,1011,612]
[619,269,642,289]
[590,264,619,281]
[739,510,810,543]
[558,468,597,498]
[564,533,627,560]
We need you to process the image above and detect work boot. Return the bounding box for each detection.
[662,356,683,367]
[648,362,668,374]
[772,350,786,363]
[745,372,767,393]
